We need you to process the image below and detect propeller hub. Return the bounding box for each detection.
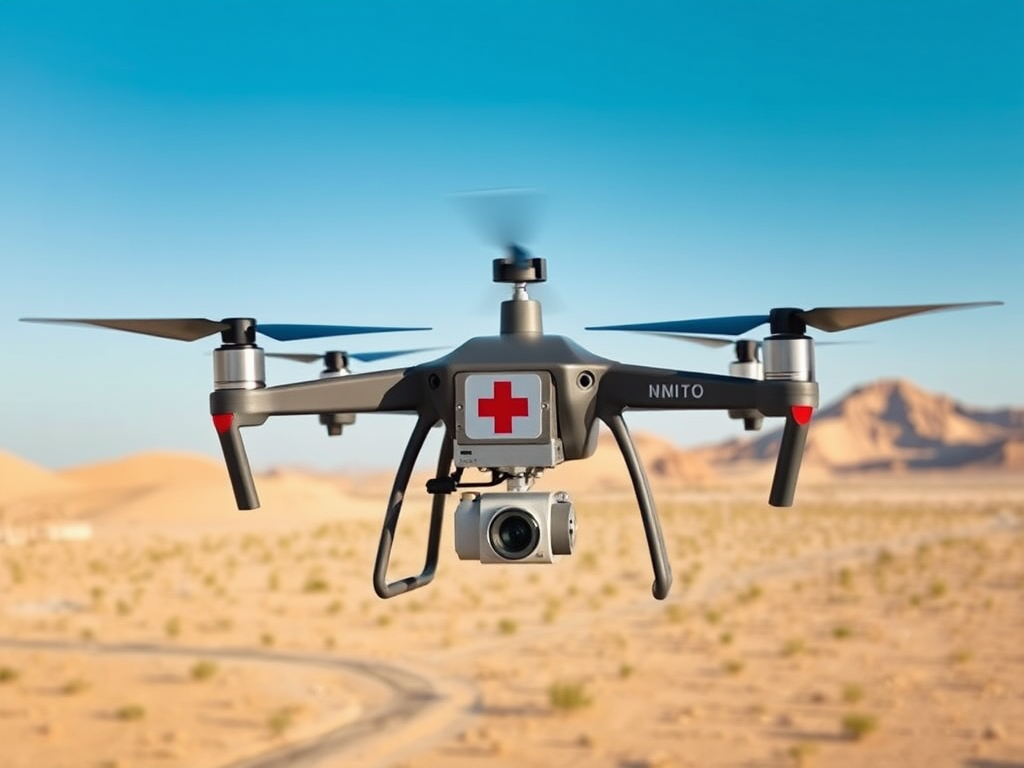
[768,308,807,335]
[324,351,349,372]
[492,255,547,284]
[735,339,760,363]
[220,318,258,346]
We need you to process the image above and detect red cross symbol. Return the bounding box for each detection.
[477,380,529,434]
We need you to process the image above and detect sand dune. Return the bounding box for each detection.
[0,451,79,505]
[61,451,228,489]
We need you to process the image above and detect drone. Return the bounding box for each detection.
[22,193,1001,601]
[267,348,440,435]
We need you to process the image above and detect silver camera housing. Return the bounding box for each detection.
[454,491,576,564]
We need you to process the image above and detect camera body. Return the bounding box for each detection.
[454,491,576,564]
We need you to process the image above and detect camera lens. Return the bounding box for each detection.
[489,508,540,560]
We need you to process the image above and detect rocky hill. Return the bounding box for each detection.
[701,379,1024,473]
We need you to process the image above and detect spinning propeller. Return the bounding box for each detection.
[21,317,432,393]
[587,302,1002,337]
[19,317,428,343]
[590,302,1002,433]
[454,188,548,285]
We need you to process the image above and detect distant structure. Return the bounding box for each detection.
[0,508,93,547]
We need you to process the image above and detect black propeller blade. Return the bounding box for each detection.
[793,302,1001,332]
[20,317,430,343]
[20,317,229,342]
[588,301,1002,336]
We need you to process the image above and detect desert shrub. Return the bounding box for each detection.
[841,683,864,704]
[0,666,19,684]
[841,712,878,740]
[497,618,518,635]
[267,705,300,737]
[115,704,146,721]
[950,649,972,665]
[787,742,818,767]
[832,624,852,640]
[303,575,329,593]
[189,660,218,681]
[59,677,89,695]
[722,659,745,675]
[664,604,686,623]
[782,638,806,657]
[548,681,593,712]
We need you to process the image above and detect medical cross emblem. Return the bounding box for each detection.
[462,373,544,440]
[477,380,528,433]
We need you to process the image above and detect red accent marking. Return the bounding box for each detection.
[791,405,813,425]
[477,380,529,434]
[213,413,234,434]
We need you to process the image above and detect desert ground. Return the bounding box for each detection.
[1,446,1022,768]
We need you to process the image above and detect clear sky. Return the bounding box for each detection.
[2,0,1022,472]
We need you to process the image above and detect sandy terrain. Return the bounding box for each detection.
[1,448,1022,768]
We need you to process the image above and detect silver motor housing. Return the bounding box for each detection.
[454,491,576,564]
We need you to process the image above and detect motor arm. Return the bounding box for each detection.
[595,363,816,415]
[210,368,421,426]
[208,368,423,510]
[594,363,818,508]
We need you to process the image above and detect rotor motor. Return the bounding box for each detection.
[762,336,815,382]
[213,346,266,390]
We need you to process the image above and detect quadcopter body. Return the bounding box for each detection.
[206,254,819,600]
[21,192,1000,603]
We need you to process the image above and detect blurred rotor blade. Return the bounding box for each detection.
[255,324,430,342]
[587,315,770,337]
[640,332,735,348]
[799,301,1003,332]
[265,352,324,364]
[452,187,544,253]
[20,317,228,341]
[348,347,444,363]
[643,332,863,348]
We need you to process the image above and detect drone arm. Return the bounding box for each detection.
[210,368,419,424]
[595,363,816,415]
[596,363,817,508]
[208,369,421,511]
[600,411,673,600]
[373,414,449,599]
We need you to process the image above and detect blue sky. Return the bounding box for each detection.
[1,0,1022,471]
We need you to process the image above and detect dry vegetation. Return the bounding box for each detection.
[1,478,1022,767]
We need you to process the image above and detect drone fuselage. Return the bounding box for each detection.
[208,297,817,601]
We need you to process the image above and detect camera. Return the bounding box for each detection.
[454,491,576,563]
